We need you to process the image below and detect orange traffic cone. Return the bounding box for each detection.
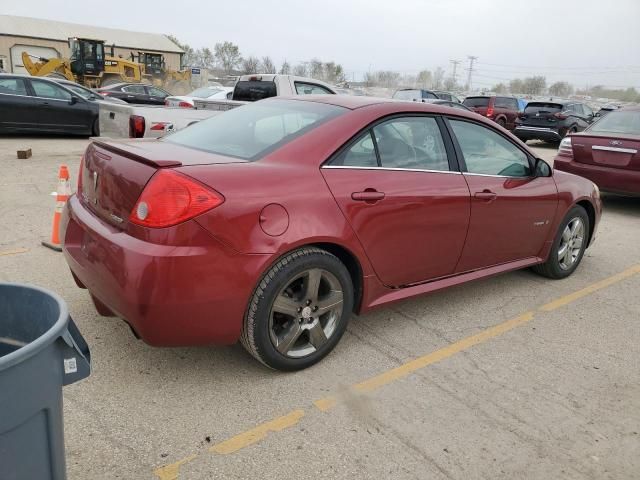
[42,165,72,252]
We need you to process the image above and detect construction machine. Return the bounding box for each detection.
[21,37,146,88]
[130,51,192,93]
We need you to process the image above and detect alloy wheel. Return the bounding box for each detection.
[269,268,344,358]
[557,217,585,270]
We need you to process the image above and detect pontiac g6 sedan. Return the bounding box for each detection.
[61,96,601,370]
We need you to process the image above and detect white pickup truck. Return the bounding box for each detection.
[98,74,338,138]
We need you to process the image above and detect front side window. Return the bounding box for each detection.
[122,85,146,94]
[582,104,593,116]
[31,80,72,100]
[294,82,332,95]
[0,78,27,96]
[148,87,168,97]
[165,99,345,160]
[393,89,422,101]
[450,120,531,177]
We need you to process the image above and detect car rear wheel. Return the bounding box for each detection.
[533,205,589,279]
[241,247,353,371]
[497,118,506,128]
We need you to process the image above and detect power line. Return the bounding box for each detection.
[476,61,640,71]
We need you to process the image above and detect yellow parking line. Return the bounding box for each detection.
[540,264,640,312]
[210,409,305,455]
[0,247,28,257]
[154,264,640,478]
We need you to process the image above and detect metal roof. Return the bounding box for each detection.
[0,15,183,54]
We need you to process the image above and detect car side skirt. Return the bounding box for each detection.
[361,256,543,312]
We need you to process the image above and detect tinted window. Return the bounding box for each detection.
[510,98,519,110]
[233,81,277,101]
[295,82,332,95]
[393,89,422,101]
[463,97,490,108]
[165,99,345,160]
[524,103,563,114]
[423,91,438,99]
[148,87,168,97]
[589,110,640,135]
[437,93,452,101]
[122,85,146,94]
[332,131,378,167]
[494,97,511,108]
[450,120,531,177]
[0,78,27,95]
[570,104,584,115]
[582,104,593,116]
[31,80,72,100]
[372,117,449,171]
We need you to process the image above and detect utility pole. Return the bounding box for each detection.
[450,59,461,84]
[466,55,478,92]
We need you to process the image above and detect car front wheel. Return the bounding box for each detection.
[533,205,589,279]
[241,247,354,370]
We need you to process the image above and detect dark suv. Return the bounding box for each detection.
[462,95,520,130]
[513,101,594,143]
[393,89,460,103]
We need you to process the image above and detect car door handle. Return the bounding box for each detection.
[127,95,135,98]
[352,190,385,202]
[474,190,497,202]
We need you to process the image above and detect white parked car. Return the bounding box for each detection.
[165,86,234,108]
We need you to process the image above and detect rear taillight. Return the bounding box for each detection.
[164,99,170,106]
[178,101,194,108]
[129,170,224,228]
[99,91,111,96]
[486,106,494,117]
[554,112,568,120]
[558,137,573,158]
[78,155,84,194]
[129,115,145,138]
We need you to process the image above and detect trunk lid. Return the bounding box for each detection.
[80,139,245,229]
[571,132,640,170]
[519,102,564,127]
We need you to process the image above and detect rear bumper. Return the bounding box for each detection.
[514,126,563,142]
[554,156,640,196]
[61,195,271,346]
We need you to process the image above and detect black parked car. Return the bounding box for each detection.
[0,74,99,136]
[95,82,170,105]
[393,88,460,103]
[513,100,595,143]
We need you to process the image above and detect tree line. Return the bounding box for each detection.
[491,77,639,102]
[168,36,346,84]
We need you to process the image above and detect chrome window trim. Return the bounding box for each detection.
[0,92,72,102]
[514,126,557,132]
[321,165,461,175]
[592,145,637,154]
[462,172,535,179]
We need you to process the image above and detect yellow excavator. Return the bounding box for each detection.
[130,51,192,94]
[21,37,146,88]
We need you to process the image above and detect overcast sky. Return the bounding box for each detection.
[4,0,640,88]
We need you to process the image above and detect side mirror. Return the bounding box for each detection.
[69,96,78,105]
[534,158,552,177]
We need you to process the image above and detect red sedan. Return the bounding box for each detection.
[61,96,601,370]
[554,107,640,195]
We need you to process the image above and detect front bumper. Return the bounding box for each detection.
[61,195,271,346]
[554,156,640,196]
[514,126,563,142]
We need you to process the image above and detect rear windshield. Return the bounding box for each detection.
[524,103,563,114]
[393,90,423,101]
[233,81,277,101]
[164,99,345,160]
[462,97,490,108]
[589,110,640,135]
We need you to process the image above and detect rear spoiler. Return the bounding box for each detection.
[92,139,182,167]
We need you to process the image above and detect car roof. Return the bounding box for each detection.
[272,94,396,110]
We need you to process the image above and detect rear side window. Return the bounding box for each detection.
[463,97,490,108]
[295,82,333,95]
[233,81,277,101]
[494,97,516,109]
[524,103,563,114]
[164,99,345,160]
[450,120,531,177]
[0,78,27,95]
[122,85,146,94]
[31,80,72,100]
[332,131,378,167]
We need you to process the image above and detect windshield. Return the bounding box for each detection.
[462,97,490,108]
[188,87,223,98]
[589,110,640,135]
[164,99,345,160]
[393,90,422,101]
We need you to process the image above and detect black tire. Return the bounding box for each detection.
[532,205,589,279]
[91,117,100,137]
[241,247,354,371]
[497,118,506,128]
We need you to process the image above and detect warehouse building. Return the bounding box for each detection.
[0,15,183,74]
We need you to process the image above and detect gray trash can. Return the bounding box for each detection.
[0,283,90,480]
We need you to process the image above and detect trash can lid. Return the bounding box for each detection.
[0,283,70,371]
